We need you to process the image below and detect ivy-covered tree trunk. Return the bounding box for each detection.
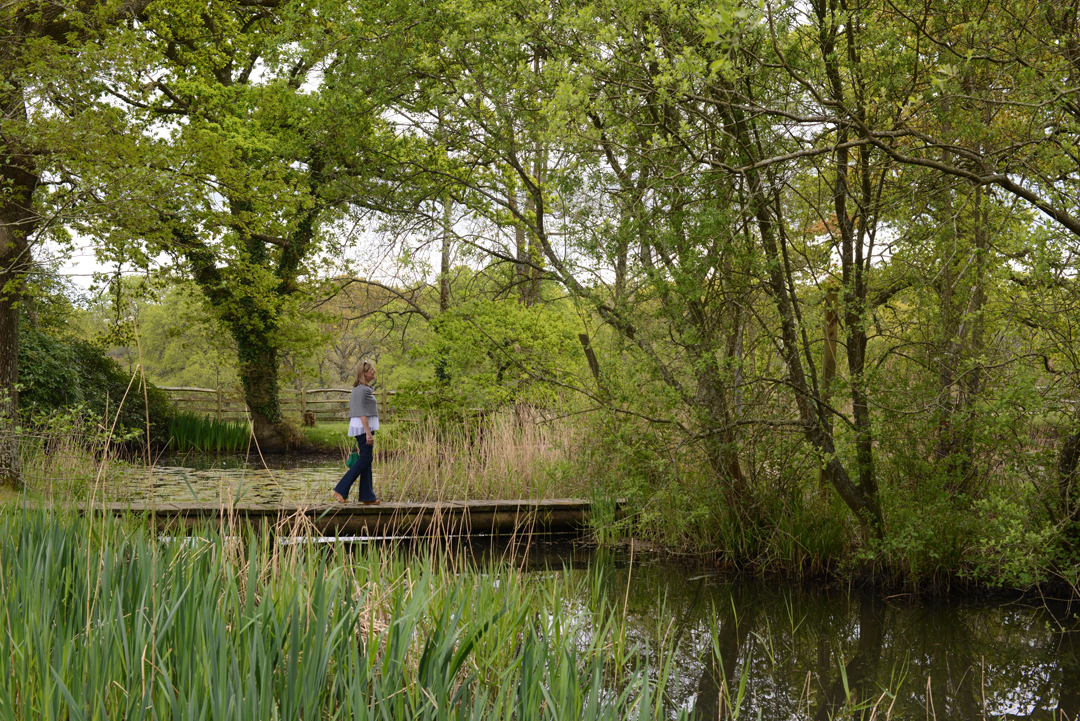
[234,333,286,452]
[174,225,294,452]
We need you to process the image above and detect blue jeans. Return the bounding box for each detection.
[333,434,376,502]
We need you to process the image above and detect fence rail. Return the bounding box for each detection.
[159,387,417,424]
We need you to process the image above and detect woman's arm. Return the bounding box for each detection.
[362,386,375,443]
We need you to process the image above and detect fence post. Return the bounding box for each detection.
[216,387,223,421]
[381,387,389,422]
[300,388,307,419]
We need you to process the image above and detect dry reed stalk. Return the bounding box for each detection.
[383,411,582,502]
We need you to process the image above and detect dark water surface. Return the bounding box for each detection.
[128,458,1080,719]
[330,532,1080,720]
[586,547,1078,719]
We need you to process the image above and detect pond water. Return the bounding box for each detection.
[551,543,1080,721]
[118,457,1080,719]
[115,453,348,505]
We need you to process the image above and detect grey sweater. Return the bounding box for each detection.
[349,384,379,419]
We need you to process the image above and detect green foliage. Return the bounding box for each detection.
[17,318,174,446]
[168,413,252,454]
[967,489,1061,589]
[79,280,240,390]
[400,296,580,414]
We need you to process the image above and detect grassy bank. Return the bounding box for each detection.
[299,420,353,453]
[0,508,684,719]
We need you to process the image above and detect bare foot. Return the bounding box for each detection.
[332,491,346,503]
[361,500,380,506]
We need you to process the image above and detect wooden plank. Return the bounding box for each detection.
[81,499,610,536]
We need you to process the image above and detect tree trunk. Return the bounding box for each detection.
[0,139,40,491]
[510,191,530,302]
[526,151,544,305]
[819,287,839,495]
[811,4,884,529]
[956,184,988,491]
[440,197,452,313]
[235,334,287,452]
[697,346,748,512]
[613,208,630,305]
[0,287,21,489]
[1059,427,1080,524]
[934,183,987,492]
[176,222,292,452]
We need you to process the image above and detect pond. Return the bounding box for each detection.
[114,453,348,505]
[549,543,1079,720]
[114,456,1080,719]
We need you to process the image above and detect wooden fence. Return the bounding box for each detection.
[159,387,414,424]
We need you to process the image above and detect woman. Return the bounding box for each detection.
[332,360,380,505]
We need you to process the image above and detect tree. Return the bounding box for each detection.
[803,0,1080,499]
[1,0,152,487]
[85,0,397,449]
[341,0,896,530]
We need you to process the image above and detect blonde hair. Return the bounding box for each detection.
[353,359,375,387]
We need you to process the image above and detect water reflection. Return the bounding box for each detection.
[587,557,1080,720]
[347,536,1080,720]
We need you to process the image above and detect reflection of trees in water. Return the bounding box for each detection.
[594,558,1080,719]
[1046,601,1080,720]
[810,595,884,720]
[690,589,757,720]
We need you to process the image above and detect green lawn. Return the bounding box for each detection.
[0,485,43,507]
[300,421,408,453]
[299,421,352,452]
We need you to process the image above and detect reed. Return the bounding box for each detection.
[0,508,686,719]
[14,407,125,501]
[168,412,252,453]
[378,412,584,502]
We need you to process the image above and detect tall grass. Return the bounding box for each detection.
[168,412,252,453]
[0,508,686,719]
[14,407,124,501]
[379,412,584,502]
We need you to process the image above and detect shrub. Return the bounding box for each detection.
[17,319,174,446]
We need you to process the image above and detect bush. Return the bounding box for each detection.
[17,320,174,447]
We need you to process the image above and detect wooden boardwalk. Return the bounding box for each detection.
[84,499,607,537]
